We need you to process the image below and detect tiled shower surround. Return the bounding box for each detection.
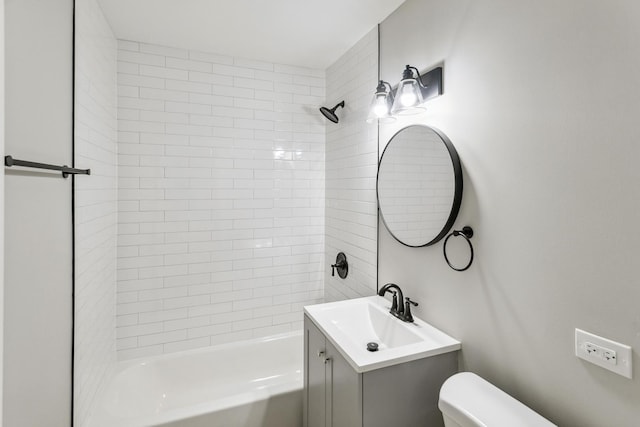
[74,0,118,423]
[324,28,379,301]
[115,41,326,359]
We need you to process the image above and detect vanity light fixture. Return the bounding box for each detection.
[391,65,425,115]
[366,80,395,123]
[368,64,443,121]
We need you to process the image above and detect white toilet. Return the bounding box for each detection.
[439,372,557,427]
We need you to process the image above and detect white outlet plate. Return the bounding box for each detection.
[575,328,632,379]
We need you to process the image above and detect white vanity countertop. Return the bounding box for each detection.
[304,295,461,373]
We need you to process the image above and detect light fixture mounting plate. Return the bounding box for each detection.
[417,66,443,102]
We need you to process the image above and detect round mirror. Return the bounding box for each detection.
[377,125,462,247]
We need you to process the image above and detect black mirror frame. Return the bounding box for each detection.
[377,125,463,248]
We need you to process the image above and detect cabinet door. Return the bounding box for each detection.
[304,317,327,427]
[326,340,362,427]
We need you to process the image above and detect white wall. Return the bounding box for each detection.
[378,0,640,426]
[3,0,73,425]
[74,0,118,424]
[114,41,325,359]
[324,28,379,301]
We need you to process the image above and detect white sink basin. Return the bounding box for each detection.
[304,296,461,373]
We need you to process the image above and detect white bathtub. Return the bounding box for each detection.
[88,331,303,427]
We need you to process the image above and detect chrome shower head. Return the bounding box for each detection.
[319,100,345,123]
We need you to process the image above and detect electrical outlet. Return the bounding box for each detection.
[603,349,617,365]
[575,329,632,379]
[584,342,602,357]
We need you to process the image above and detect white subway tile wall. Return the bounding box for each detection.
[116,40,325,359]
[74,0,118,424]
[324,28,379,301]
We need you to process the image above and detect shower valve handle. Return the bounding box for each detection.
[331,260,345,276]
[330,252,349,279]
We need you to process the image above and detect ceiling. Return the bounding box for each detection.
[97,0,406,70]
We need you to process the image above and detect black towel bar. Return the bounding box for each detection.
[4,155,90,178]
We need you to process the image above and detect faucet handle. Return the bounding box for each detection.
[405,297,418,307]
[390,291,398,312]
[403,298,418,323]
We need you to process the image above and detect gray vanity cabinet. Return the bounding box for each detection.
[303,315,458,427]
[304,315,362,427]
[304,314,326,427]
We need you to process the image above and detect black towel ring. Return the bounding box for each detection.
[443,226,474,271]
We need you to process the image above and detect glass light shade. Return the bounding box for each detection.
[366,84,395,123]
[390,78,425,115]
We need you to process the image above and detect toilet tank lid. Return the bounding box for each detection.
[438,372,557,427]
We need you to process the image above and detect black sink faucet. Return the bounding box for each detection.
[378,283,404,318]
[378,283,418,323]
